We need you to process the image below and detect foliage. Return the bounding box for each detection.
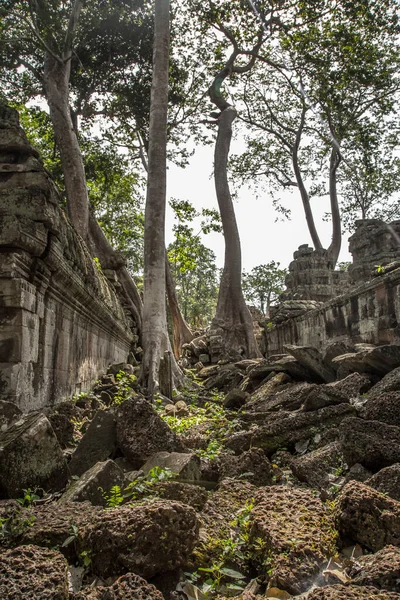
[110,371,138,405]
[17,488,40,508]
[101,466,178,508]
[242,262,287,316]
[168,199,220,327]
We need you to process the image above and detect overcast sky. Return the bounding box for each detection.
[167,142,352,272]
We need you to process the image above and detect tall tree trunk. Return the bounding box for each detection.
[292,106,323,251]
[327,147,342,267]
[165,256,193,358]
[43,53,89,240]
[209,106,261,359]
[141,0,182,395]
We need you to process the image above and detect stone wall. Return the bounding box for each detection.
[265,266,400,356]
[0,105,133,412]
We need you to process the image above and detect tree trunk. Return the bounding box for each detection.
[292,108,323,251]
[209,106,261,359]
[141,0,182,395]
[43,53,89,240]
[165,256,193,358]
[327,147,342,267]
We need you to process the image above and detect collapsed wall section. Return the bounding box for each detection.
[265,266,400,355]
[0,105,133,412]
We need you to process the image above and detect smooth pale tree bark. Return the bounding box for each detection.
[165,255,194,358]
[208,61,261,359]
[141,0,183,395]
[327,146,342,266]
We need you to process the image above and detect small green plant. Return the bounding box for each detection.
[93,257,102,272]
[111,371,137,405]
[17,488,40,508]
[79,550,92,568]
[62,524,79,548]
[102,466,177,508]
[375,264,385,274]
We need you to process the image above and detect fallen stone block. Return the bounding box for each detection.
[61,460,127,506]
[249,486,338,594]
[0,545,69,599]
[73,573,165,600]
[219,447,274,486]
[68,410,117,477]
[348,545,400,592]
[306,584,400,599]
[116,397,184,468]
[336,481,400,551]
[284,344,336,383]
[141,451,201,482]
[363,391,400,426]
[339,417,400,471]
[366,463,400,501]
[80,500,198,578]
[0,412,68,498]
[291,442,342,492]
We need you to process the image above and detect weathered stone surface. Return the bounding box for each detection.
[116,397,184,468]
[73,573,165,600]
[0,399,21,432]
[0,545,69,599]
[81,500,198,578]
[349,545,400,591]
[249,486,337,594]
[331,352,373,374]
[339,417,400,471]
[326,372,372,398]
[0,412,68,498]
[368,365,400,397]
[224,388,250,409]
[203,364,243,391]
[306,584,400,599]
[19,501,102,551]
[68,410,117,477]
[323,340,356,366]
[345,463,372,484]
[245,381,313,414]
[363,391,400,426]
[247,356,315,382]
[302,385,348,412]
[48,412,75,448]
[362,344,400,374]
[140,481,208,511]
[336,481,400,551]
[366,463,400,501]
[219,448,274,486]
[61,460,126,506]
[284,344,336,383]
[0,105,133,411]
[225,403,356,456]
[141,451,201,482]
[291,442,342,491]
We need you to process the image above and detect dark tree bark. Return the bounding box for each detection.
[327,146,342,266]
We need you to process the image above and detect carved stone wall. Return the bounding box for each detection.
[0,105,133,411]
[348,219,400,284]
[264,266,400,355]
[283,244,349,303]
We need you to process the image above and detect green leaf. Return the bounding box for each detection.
[220,567,246,579]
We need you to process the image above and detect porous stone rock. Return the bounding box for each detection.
[225,403,356,455]
[362,344,400,375]
[306,584,400,599]
[0,399,21,432]
[368,365,400,397]
[140,481,208,511]
[48,412,75,448]
[219,447,274,486]
[61,460,127,506]
[326,372,372,398]
[291,442,343,491]
[81,500,198,578]
[203,364,243,391]
[141,451,201,482]
[336,481,400,551]
[363,391,400,426]
[249,486,337,594]
[339,417,400,471]
[0,544,69,599]
[72,573,165,600]
[68,410,117,477]
[302,385,348,412]
[284,344,336,383]
[349,545,400,591]
[323,341,356,367]
[116,397,184,468]
[19,501,102,551]
[366,463,400,501]
[0,412,68,498]
[245,381,314,414]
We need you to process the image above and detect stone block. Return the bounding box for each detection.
[0,412,68,498]
[68,410,117,477]
[141,452,201,482]
[61,460,127,506]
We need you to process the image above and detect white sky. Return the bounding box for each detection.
[166,142,352,272]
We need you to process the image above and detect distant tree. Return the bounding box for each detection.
[242,262,287,316]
